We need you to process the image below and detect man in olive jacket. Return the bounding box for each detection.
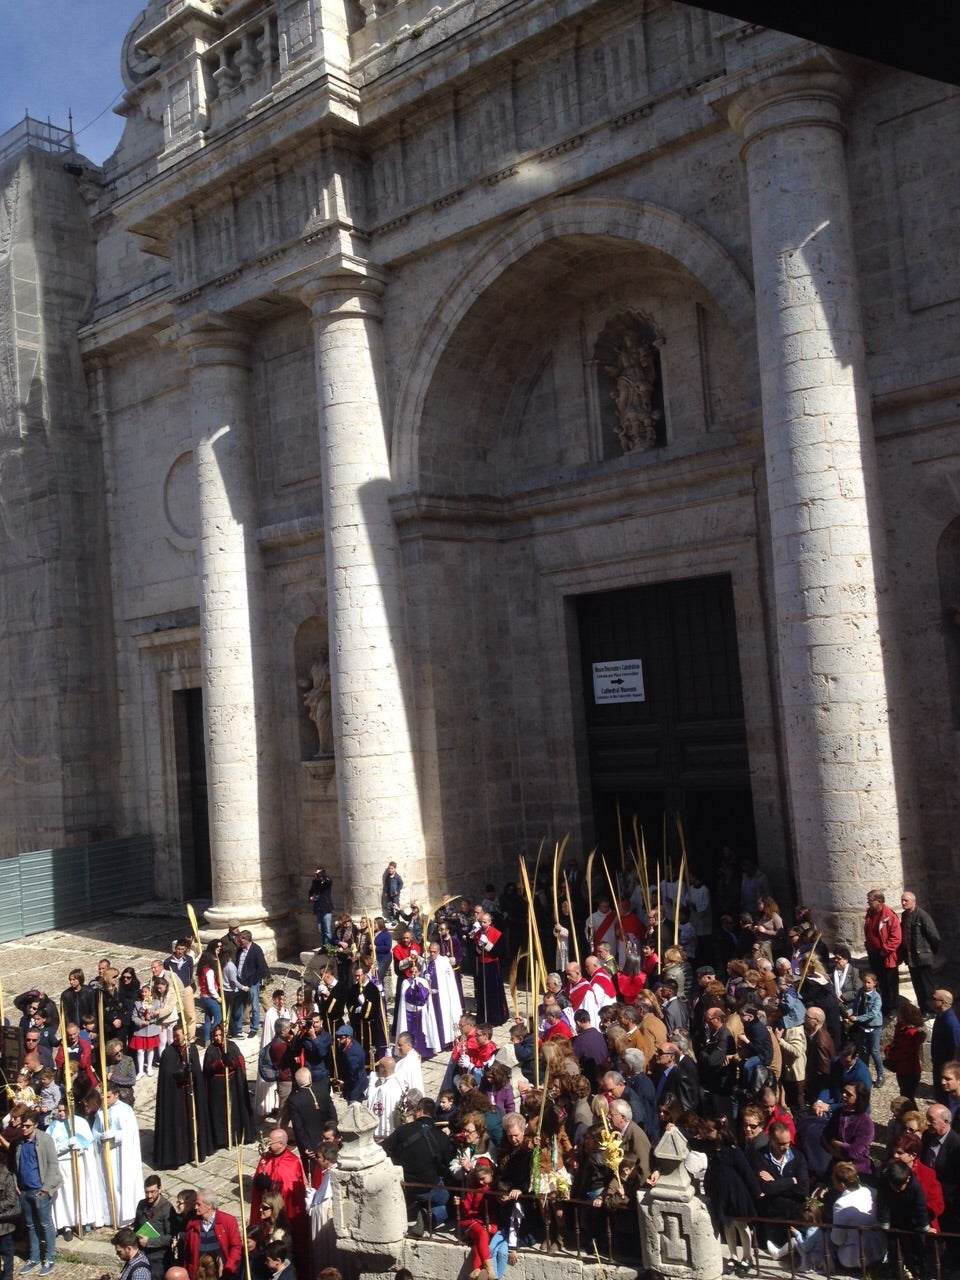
[898,891,940,1016]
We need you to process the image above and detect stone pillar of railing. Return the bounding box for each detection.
[721,68,905,939]
[640,1127,722,1279]
[294,259,426,914]
[176,312,289,949]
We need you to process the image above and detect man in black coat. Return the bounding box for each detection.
[133,1176,177,1280]
[654,1042,700,1113]
[153,1026,211,1168]
[921,1105,960,1236]
[231,931,270,1038]
[696,1006,736,1117]
[750,1121,809,1253]
[288,1067,336,1176]
[382,1098,453,1232]
[308,868,334,944]
[898,892,940,1016]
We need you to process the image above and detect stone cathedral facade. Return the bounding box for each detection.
[1,0,958,950]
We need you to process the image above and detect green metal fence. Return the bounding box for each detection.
[0,835,153,943]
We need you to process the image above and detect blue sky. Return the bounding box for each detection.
[1,3,137,165]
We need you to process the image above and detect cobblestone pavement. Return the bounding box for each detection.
[0,910,943,1280]
[0,907,455,1274]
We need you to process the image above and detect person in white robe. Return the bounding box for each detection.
[309,1144,337,1273]
[48,1103,104,1234]
[423,942,462,1049]
[392,1033,424,1097]
[92,1087,143,1226]
[394,960,443,1060]
[254,989,291,1118]
[364,1056,405,1140]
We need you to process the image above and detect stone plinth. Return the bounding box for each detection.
[640,1128,722,1280]
[332,1101,407,1272]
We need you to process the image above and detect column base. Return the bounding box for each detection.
[202,903,297,962]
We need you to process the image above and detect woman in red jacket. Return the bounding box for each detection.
[890,1132,944,1231]
[883,1001,926,1102]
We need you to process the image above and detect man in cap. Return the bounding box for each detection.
[334,1025,367,1103]
[220,921,243,965]
[690,965,717,1050]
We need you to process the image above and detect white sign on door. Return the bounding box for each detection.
[592,659,645,704]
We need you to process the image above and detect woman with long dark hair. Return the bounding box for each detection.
[196,941,223,1047]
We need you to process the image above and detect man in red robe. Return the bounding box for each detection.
[587,899,618,950]
[391,930,422,979]
[563,961,590,1010]
[581,954,617,1028]
[475,913,508,1024]
[250,1129,308,1274]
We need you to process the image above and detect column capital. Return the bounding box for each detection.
[171,310,252,367]
[725,71,851,151]
[274,253,388,322]
[701,46,854,151]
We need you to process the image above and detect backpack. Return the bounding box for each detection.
[258,1042,279,1082]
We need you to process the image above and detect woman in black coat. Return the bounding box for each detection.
[203,1023,254,1149]
[703,1116,761,1276]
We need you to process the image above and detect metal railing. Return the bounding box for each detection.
[731,1213,958,1280]
[401,1180,639,1263]
[400,1183,960,1277]
[0,115,75,166]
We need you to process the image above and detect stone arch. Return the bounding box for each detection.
[392,196,756,489]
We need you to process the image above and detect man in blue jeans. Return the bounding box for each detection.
[15,1112,62,1275]
[231,930,270,1038]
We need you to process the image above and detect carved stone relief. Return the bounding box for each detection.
[295,617,333,759]
[594,310,665,454]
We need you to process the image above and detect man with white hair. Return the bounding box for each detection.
[579,955,616,1029]
[250,1129,308,1274]
[898,891,940,1017]
[181,1191,242,1280]
[607,1096,651,1179]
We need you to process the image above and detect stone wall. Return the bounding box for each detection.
[0,0,951,941]
[0,148,118,859]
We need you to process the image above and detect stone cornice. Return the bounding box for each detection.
[391,432,760,539]
[698,35,852,126]
[107,75,361,238]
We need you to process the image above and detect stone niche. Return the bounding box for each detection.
[594,309,666,456]
[294,616,333,763]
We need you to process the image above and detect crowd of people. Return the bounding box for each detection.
[332,859,958,1280]
[1,855,957,1280]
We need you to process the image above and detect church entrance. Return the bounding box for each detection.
[576,574,756,880]
[172,688,211,899]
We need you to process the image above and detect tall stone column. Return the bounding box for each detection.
[725,71,904,938]
[176,313,287,944]
[297,261,425,913]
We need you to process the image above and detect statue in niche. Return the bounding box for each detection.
[596,312,665,453]
[301,650,333,757]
